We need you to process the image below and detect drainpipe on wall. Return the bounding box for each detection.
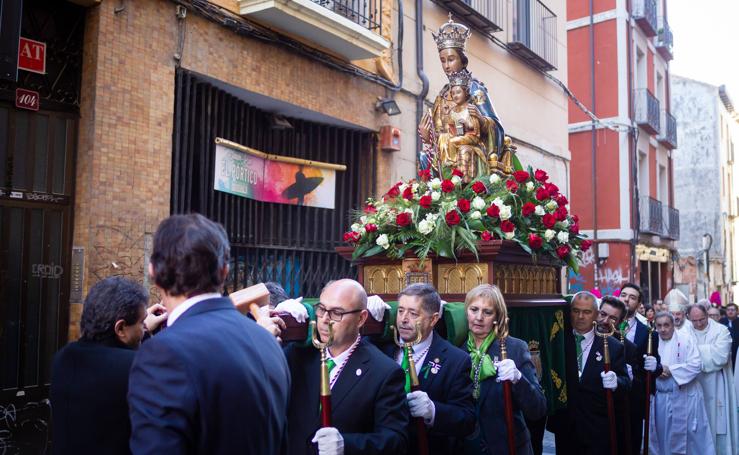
[590,0,600,287]
[415,0,429,168]
[627,0,640,284]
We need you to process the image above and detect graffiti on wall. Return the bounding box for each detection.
[568,256,627,297]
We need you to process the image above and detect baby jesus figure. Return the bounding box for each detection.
[437,72,485,178]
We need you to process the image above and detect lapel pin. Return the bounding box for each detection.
[596,351,603,362]
[356,368,362,376]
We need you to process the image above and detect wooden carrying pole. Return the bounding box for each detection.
[311,321,334,428]
[643,324,654,455]
[497,319,517,455]
[393,322,429,455]
[617,329,632,455]
[595,321,618,455]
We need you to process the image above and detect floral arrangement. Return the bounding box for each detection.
[344,166,592,271]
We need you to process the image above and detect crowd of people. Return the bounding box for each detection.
[49,214,739,454]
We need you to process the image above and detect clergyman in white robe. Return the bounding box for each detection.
[691,319,739,455]
[649,328,715,454]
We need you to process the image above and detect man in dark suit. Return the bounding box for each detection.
[547,291,630,455]
[51,276,166,455]
[618,283,659,454]
[719,302,739,371]
[284,279,409,455]
[379,283,475,455]
[128,214,290,454]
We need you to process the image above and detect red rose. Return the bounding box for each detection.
[457,198,471,213]
[554,206,568,221]
[445,210,461,226]
[572,214,579,223]
[481,231,493,241]
[486,204,500,218]
[386,184,401,198]
[534,169,549,182]
[556,245,571,259]
[396,212,412,227]
[535,187,550,201]
[569,223,580,234]
[528,233,543,249]
[441,179,455,193]
[500,220,515,233]
[365,203,377,214]
[365,223,378,233]
[506,180,519,192]
[522,202,536,217]
[556,194,568,207]
[544,183,559,197]
[471,181,487,194]
[343,231,361,243]
[542,214,556,228]
[402,186,414,200]
[513,170,530,183]
[581,240,593,251]
[452,168,464,178]
[419,169,431,181]
[419,195,432,209]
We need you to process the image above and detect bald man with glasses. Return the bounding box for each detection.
[284,279,410,455]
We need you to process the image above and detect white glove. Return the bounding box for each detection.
[312,427,344,455]
[407,390,435,424]
[494,359,522,383]
[439,300,447,316]
[644,355,658,372]
[274,297,307,323]
[601,371,617,390]
[367,295,391,321]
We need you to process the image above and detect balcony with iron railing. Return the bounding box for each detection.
[656,16,673,60]
[634,89,660,135]
[632,0,657,37]
[658,110,677,149]
[239,0,389,60]
[663,205,680,240]
[432,0,504,35]
[507,0,558,71]
[640,196,663,235]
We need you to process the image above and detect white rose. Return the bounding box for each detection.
[418,219,434,235]
[431,191,441,201]
[492,197,504,207]
[404,208,414,214]
[546,200,558,211]
[412,183,420,193]
[499,205,512,220]
[534,205,545,216]
[472,196,486,211]
[451,175,462,185]
[360,216,368,224]
[561,219,570,228]
[526,182,535,192]
[376,234,390,249]
[557,231,569,244]
[399,183,409,193]
[425,213,438,222]
[504,231,516,240]
[430,178,442,190]
[351,223,362,232]
[489,174,501,185]
[470,211,482,220]
[544,229,556,241]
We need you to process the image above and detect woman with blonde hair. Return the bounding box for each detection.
[463,284,547,455]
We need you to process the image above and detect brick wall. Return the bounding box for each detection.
[70,0,391,339]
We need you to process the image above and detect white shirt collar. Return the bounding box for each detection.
[574,328,595,344]
[167,292,222,327]
[413,331,434,355]
[328,335,361,366]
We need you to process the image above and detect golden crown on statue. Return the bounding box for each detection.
[447,70,471,88]
[432,14,472,51]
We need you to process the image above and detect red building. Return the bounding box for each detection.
[567,0,678,304]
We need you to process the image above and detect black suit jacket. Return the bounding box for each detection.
[720,317,739,370]
[285,338,410,455]
[380,334,476,455]
[469,336,547,455]
[128,297,291,454]
[547,330,630,455]
[51,341,136,455]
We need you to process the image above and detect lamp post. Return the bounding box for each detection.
[703,233,713,299]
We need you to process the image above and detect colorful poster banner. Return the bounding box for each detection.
[214,138,344,209]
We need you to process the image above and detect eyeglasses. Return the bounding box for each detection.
[314,304,363,322]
